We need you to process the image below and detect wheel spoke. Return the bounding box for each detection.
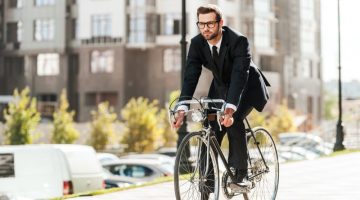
[174,132,220,200]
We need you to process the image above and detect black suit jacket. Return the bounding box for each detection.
[180,26,270,112]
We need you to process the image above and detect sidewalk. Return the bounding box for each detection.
[73,152,360,200]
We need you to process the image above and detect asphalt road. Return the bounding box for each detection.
[74,152,360,200]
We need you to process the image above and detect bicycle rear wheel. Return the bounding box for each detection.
[245,127,279,200]
[174,131,220,200]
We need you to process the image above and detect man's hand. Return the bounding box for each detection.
[173,110,186,129]
[221,108,235,127]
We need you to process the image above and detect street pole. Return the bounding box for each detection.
[334,0,345,151]
[180,0,187,86]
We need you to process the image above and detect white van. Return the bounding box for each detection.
[0,144,104,199]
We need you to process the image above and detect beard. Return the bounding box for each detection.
[201,26,220,41]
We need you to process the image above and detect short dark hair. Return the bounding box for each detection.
[197,4,222,21]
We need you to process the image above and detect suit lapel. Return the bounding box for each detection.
[219,29,229,80]
[202,40,222,80]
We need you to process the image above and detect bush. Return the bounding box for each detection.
[121,97,162,153]
[51,89,79,144]
[88,102,117,151]
[3,87,40,144]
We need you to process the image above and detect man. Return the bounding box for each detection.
[173,4,270,198]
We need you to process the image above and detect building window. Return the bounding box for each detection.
[254,18,271,48]
[300,27,315,54]
[35,0,55,6]
[163,48,181,73]
[91,14,111,37]
[72,18,79,40]
[254,0,271,12]
[37,94,57,119]
[5,57,25,76]
[6,21,22,42]
[127,0,155,7]
[302,59,312,78]
[37,53,59,76]
[300,0,314,20]
[128,13,146,43]
[85,92,118,106]
[8,0,22,8]
[90,50,114,73]
[34,19,55,41]
[158,14,181,35]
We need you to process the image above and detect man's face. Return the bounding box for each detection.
[198,12,223,41]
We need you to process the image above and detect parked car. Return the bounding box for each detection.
[0,144,104,199]
[97,152,121,165]
[279,132,332,155]
[120,153,175,166]
[156,147,177,157]
[278,145,320,160]
[102,168,144,189]
[103,158,174,182]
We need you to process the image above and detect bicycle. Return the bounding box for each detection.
[169,97,279,200]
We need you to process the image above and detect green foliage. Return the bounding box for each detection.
[248,109,267,128]
[159,90,181,148]
[88,102,117,151]
[121,97,162,153]
[158,109,177,147]
[3,87,40,145]
[324,91,337,120]
[51,89,79,144]
[266,101,296,141]
[168,90,181,109]
[247,100,296,142]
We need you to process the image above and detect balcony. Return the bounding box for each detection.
[5,42,21,50]
[80,36,122,46]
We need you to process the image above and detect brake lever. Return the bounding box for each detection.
[217,111,222,131]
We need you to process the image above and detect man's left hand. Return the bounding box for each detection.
[221,108,235,127]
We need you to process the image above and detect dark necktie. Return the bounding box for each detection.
[212,46,220,68]
[212,46,221,76]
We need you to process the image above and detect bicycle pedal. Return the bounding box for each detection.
[228,183,250,193]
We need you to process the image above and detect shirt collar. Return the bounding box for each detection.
[207,35,223,53]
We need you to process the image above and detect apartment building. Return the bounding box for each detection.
[275,0,322,126]
[0,0,74,119]
[0,0,321,124]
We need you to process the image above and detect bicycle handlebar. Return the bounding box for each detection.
[169,97,227,131]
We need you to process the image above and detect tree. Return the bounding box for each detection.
[3,87,40,144]
[121,97,162,153]
[88,102,117,151]
[158,109,177,147]
[324,90,337,120]
[51,89,79,144]
[266,101,296,141]
[158,90,181,148]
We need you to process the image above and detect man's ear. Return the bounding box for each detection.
[219,19,224,27]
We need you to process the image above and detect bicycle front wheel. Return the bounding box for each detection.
[246,127,279,200]
[174,131,220,200]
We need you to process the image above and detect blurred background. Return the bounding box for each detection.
[0,0,359,168]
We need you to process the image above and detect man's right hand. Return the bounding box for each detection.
[173,110,185,129]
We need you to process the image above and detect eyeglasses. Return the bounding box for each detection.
[196,20,219,29]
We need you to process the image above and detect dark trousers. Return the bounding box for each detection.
[201,99,253,194]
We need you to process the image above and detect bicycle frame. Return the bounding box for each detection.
[172,97,279,200]
[199,115,270,184]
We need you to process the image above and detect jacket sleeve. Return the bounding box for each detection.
[226,36,251,107]
[179,39,203,101]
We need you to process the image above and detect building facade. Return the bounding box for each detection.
[275,0,322,126]
[0,0,322,124]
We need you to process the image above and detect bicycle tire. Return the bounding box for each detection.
[174,131,220,200]
[245,127,279,200]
